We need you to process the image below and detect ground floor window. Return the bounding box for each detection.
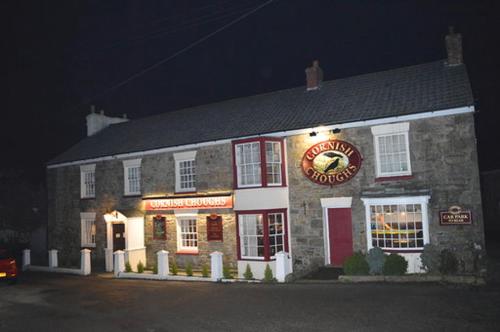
[177,218,198,252]
[80,212,96,247]
[237,209,287,261]
[361,196,430,251]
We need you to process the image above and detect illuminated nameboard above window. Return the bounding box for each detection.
[144,195,233,211]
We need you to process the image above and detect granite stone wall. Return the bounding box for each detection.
[287,113,485,275]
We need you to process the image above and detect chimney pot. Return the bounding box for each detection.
[90,105,96,114]
[445,26,463,66]
[123,114,127,119]
[100,109,105,115]
[305,60,323,91]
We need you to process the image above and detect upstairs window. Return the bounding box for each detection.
[174,151,197,193]
[123,159,141,196]
[80,212,96,247]
[80,164,96,199]
[371,122,411,178]
[233,138,285,189]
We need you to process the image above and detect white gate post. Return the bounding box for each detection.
[105,248,113,272]
[210,251,223,282]
[275,251,288,283]
[81,249,91,276]
[113,250,125,277]
[48,249,58,268]
[157,250,169,279]
[22,249,31,271]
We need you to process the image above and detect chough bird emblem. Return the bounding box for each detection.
[323,152,344,173]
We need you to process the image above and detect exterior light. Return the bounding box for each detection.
[331,128,341,134]
[309,131,317,137]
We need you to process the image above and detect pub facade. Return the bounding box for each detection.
[47,29,485,278]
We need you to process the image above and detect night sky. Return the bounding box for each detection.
[3,0,500,184]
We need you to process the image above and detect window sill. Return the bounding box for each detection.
[174,190,197,195]
[235,184,288,190]
[176,250,199,255]
[375,175,413,182]
[381,248,423,254]
[123,193,142,198]
[80,197,95,200]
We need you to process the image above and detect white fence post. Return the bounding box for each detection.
[48,249,58,268]
[275,251,289,283]
[22,249,31,271]
[210,251,223,282]
[113,250,125,277]
[157,250,169,279]
[81,249,91,276]
[105,248,113,272]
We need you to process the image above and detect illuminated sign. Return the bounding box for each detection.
[144,195,233,211]
[302,139,362,185]
[439,206,472,225]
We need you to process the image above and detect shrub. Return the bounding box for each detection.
[343,253,369,275]
[262,264,276,283]
[223,264,233,279]
[137,261,144,273]
[243,264,254,280]
[201,264,209,278]
[439,249,458,275]
[383,253,408,275]
[185,262,193,276]
[421,244,440,274]
[367,247,385,275]
[125,261,132,272]
[171,259,178,275]
[152,263,158,274]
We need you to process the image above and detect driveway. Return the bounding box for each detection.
[1,272,500,331]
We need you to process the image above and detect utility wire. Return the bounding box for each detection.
[78,2,260,57]
[78,0,276,108]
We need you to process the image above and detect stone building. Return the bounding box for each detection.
[47,29,484,278]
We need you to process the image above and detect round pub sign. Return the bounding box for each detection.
[302,139,362,185]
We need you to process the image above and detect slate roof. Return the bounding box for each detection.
[48,60,473,166]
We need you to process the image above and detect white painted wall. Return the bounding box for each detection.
[401,253,425,273]
[237,260,276,280]
[234,187,289,210]
[125,248,146,271]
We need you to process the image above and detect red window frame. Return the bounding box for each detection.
[153,215,167,240]
[232,137,287,189]
[235,209,289,261]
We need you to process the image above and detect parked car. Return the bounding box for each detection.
[0,249,18,284]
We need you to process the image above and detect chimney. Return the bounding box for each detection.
[445,26,463,66]
[86,106,129,136]
[305,60,323,90]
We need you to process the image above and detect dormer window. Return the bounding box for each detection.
[233,138,285,189]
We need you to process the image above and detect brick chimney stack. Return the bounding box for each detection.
[305,60,323,90]
[445,26,463,66]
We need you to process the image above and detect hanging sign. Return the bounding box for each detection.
[439,206,472,225]
[302,139,362,185]
[206,214,223,241]
[144,195,233,211]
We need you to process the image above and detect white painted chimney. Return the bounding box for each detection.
[86,106,129,136]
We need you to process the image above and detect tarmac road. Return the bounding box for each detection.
[1,272,500,332]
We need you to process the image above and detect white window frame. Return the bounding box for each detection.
[173,150,197,193]
[361,195,430,252]
[176,215,198,253]
[265,141,282,186]
[80,164,96,198]
[123,158,142,196]
[371,122,411,177]
[235,141,262,188]
[80,212,96,247]
[238,213,265,260]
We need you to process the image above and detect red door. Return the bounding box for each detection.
[328,208,353,266]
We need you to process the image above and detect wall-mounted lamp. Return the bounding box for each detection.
[309,131,317,137]
[331,128,341,134]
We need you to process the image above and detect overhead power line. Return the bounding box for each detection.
[77,0,276,109]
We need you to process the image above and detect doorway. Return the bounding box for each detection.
[327,207,353,267]
[112,223,125,251]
